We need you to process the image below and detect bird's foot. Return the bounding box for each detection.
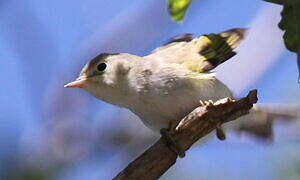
[160,125,185,158]
[199,100,214,107]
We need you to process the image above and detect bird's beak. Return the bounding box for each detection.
[64,78,88,88]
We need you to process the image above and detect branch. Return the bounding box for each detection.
[113,90,258,180]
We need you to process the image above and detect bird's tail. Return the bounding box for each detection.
[196,28,247,71]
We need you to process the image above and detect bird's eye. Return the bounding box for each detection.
[97,63,107,72]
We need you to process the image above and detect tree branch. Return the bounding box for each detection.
[113,90,258,180]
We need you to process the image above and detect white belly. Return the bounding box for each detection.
[128,77,233,133]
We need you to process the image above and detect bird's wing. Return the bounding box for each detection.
[146,28,247,73]
[152,33,195,53]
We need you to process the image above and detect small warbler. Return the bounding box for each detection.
[65,28,276,140]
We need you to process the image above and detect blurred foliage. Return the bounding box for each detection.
[3,162,67,180]
[167,0,192,22]
[5,168,50,180]
[264,0,300,79]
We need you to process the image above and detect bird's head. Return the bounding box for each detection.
[64,53,139,105]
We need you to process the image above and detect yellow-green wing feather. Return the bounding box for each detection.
[147,28,247,73]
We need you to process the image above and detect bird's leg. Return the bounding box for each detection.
[160,121,185,158]
[216,125,226,140]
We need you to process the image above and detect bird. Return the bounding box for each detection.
[64,28,294,144]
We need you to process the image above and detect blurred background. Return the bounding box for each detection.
[1,0,300,179]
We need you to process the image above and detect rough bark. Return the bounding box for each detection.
[114,90,258,180]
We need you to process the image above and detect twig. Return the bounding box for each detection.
[113,90,258,180]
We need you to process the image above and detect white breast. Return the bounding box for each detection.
[125,60,233,133]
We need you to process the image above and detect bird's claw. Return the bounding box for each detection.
[199,100,214,107]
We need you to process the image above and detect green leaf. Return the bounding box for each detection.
[278,2,300,52]
[167,0,192,22]
[264,0,300,5]
[264,0,284,5]
[264,0,300,80]
[298,50,300,82]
